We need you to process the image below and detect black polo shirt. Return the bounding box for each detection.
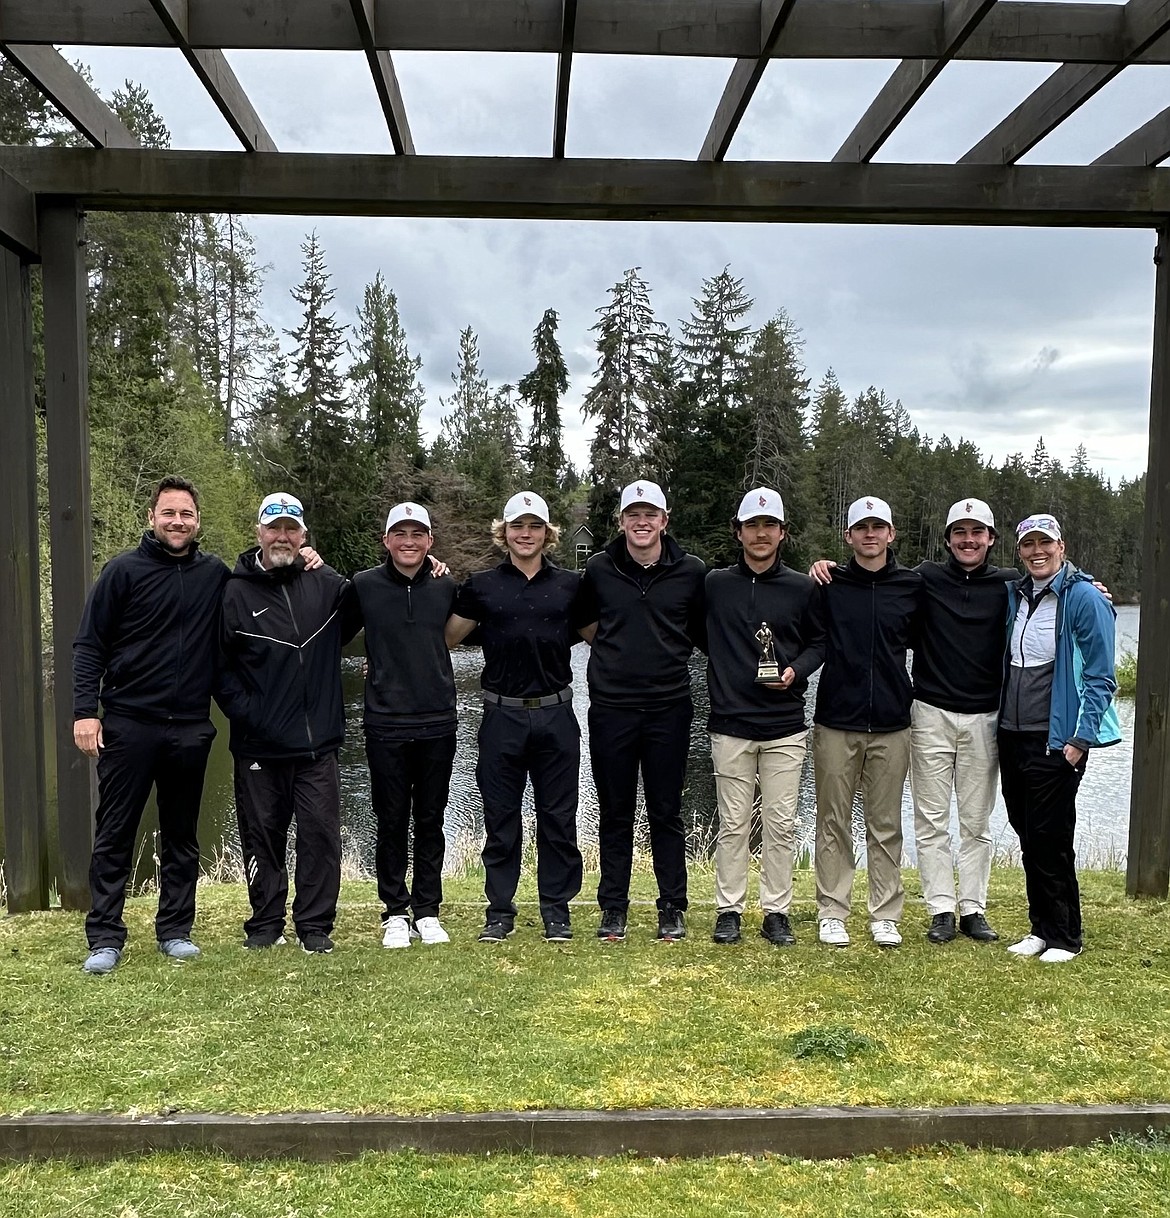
[453,555,584,699]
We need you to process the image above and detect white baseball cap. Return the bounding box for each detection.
[619,479,668,512]
[736,487,785,524]
[257,492,306,527]
[503,491,550,523]
[945,497,995,530]
[847,495,893,529]
[1016,513,1062,542]
[384,502,431,533]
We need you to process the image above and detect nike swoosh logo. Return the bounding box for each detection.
[252,608,268,618]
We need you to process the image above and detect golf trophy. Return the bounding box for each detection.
[754,621,781,684]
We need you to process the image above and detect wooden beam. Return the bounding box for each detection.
[1,148,1169,228]
[40,203,95,911]
[960,0,1170,165]
[0,245,49,913]
[832,0,998,164]
[5,1,1170,67]
[1094,106,1170,166]
[553,0,578,159]
[1128,225,1170,899]
[147,0,277,152]
[699,0,798,163]
[348,0,414,155]
[0,45,138,149]
[0,165,37,259]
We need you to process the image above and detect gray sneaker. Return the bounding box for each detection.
[83,947,122,975]
[158,938,201,961]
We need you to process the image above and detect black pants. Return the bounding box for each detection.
[475,701,582,924]
[998,729,1086,952]
[590,698,692,913]
[86,713,215,950]
[365,728,456,920]
[234,752,341,938]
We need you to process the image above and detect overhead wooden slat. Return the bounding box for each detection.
[1094,107,1170,166]
[1,148,1169,229]
[553,0,578,158]
[147,0,277,152]
[349,0,414,155]
[0,44,138,148]
[833,0,999,164]
[4,1,1170,67]
[960,0,1170,165]
[699,0,798,163]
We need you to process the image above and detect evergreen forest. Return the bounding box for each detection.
[8,65,1147,646]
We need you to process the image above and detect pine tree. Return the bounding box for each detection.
[519,308,569,516]
[679,266,755,415]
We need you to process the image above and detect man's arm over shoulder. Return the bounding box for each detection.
[72,556,127,720]
[791,576,827,679]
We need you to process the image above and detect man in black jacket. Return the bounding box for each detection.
[73,476,229,974]
[353,502,457,949]
[813,495,922,949]
[445,491,585,943]
[217,492,359,954]
[576,479,707,942]
[705,488,825,947]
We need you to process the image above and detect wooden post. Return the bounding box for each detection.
[1128,225,1170,899]
[0,245,49,912]
[41,203,94,910]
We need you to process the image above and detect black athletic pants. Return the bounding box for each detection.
[998,729,1086,953]
[365,728,457,920]
[86,713,215,950]
[475,701,582,924]
[590,698,692,914]
[234,752,341,939]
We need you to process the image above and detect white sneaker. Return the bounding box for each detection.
[818,918,850,947]
[1007,934,1047,957]
[381,915,412,949]
[415,916,450,946]
[1038,946,1081,963]
[870,919,902,947]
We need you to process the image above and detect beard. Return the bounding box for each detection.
[267,547,296,568]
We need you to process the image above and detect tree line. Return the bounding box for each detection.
[6,64,1146,649]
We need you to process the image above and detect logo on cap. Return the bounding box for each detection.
[758,495,766,507]
[965,501,973,512]
[636,486,644,497]
[523,495,531,506]
[866,499,873,510]
[405,506,413,516]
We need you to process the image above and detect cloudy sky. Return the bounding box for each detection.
[66,42,1170,485]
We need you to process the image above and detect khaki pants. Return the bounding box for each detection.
[814,725,909,922]
[909,700,997,916]
[711,730,808,914]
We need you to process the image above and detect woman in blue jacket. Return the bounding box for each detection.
[999,513,1121,963]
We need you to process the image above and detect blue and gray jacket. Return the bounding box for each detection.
[1003,562,1121,752]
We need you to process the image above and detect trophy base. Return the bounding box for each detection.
[755,666,782,684]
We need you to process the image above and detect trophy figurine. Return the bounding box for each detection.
[754,621,782,684]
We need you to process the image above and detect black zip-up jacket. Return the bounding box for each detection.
[352,558,457,735]
[578,534,707,709]
[217,550,359,761]
[912,557,1019,713]
[73,531,230,723]
[814,553,923,733]
[705,556,826,740]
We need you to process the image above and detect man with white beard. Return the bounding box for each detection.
[217,493,359,954]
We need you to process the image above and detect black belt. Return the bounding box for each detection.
[482,688,572,709]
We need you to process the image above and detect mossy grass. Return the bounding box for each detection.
[1,867,1167,1116]
[3,1141,1170,1218]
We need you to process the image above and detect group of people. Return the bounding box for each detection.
[72,473,1120,974]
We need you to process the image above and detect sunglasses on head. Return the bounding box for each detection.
[260,503,303,519]
[1017,516,1057,535]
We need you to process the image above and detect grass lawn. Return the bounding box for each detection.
[1,866,1167,1117]
[3,1140,1170,1218]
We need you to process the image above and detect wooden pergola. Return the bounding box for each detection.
[1,0,1168,913]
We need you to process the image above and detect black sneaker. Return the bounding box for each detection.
[656,905,686,941]
[597,908,628,941]
[760,911,796,946]
[959,912,999,942]
[543,921,573,942]
[298,933,334,954]
[712,911,741,944]
[478,919,515,943]
[243,931,287,950]
[927,912,957,944]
